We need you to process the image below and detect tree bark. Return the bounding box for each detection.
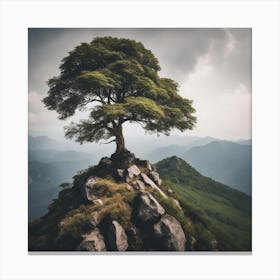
[114,125,126,153]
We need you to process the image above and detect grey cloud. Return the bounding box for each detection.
[29,28,247,93]
[28,28,251,140]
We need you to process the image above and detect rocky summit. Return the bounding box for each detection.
[28,152,192,252]
[29,153,252,252]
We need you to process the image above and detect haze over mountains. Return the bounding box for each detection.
[28,134,252,221]
[146,140,252,195]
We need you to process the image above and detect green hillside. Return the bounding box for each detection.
[156,156,252,251]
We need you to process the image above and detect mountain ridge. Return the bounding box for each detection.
[29,154,251,252]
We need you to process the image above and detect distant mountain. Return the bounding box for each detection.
[29,148,95,163]
[182,141,252,195]
[28,158,92,221]
[146,136,216,162]
[237,139,252,146]
[28,134,114,159]
[28,135,63,150]
[156,156,251,251]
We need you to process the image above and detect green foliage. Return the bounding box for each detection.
[43,37,196,150]
[89,179,127,197]
[59,209,92,239]
[100,202,131,228]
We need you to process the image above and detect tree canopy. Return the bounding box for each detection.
[43,36,196,154]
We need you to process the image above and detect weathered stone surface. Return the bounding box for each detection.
[85,177,98,188]
[93,199,103,206]
[136,160,153,171]
[77,229,106,251]
[140,173,167,198]
[145,161,153,171]
[107,220,128,251]
[153,214,186,251]
[89,211,99,227]
[148,171,162,186]
[125,183,134,191]
[126,165,141,180]
[140,173,157,188]
[132,180,146,191]
[172,198,182,210]
[83,176,99,201]
[116,168,125,179]
[136,192,165,223]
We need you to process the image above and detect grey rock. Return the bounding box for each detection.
[136,192,165,223]
[132,180,146,191]
[143,160,153,171]
[77,229,106,251]
[153,214,186,251]
[137,160,153,171]
[126,165,141,180]
[107,220,128,251]
[167,188,173,194]
[148,171,162,186]
[125,183,134,191]
[83,176,99,202]
[140,173,157,188]
[116,168,125,179]
[140,173,167,198]
[93,199,103,206]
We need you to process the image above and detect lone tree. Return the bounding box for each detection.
[43,37,196,157]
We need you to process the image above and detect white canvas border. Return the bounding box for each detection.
[0,0,279,280]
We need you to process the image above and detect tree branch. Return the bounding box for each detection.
[100,138,116,145]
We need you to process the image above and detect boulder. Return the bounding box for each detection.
[132,180,146,191]
[136,192,165,223]
[148,171,162,186]
[83,176,99,202]
[116,168,125,179]
[126,165,141,180]
[139,160,153,171]
[140,173,167,198]
[140,173,157,188]
[107,220,128,251]
[153,214,186,251]
[77,229,106,251]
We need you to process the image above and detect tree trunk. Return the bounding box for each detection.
[115,125,126,154]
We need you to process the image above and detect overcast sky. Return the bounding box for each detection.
[28,28,251,141]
